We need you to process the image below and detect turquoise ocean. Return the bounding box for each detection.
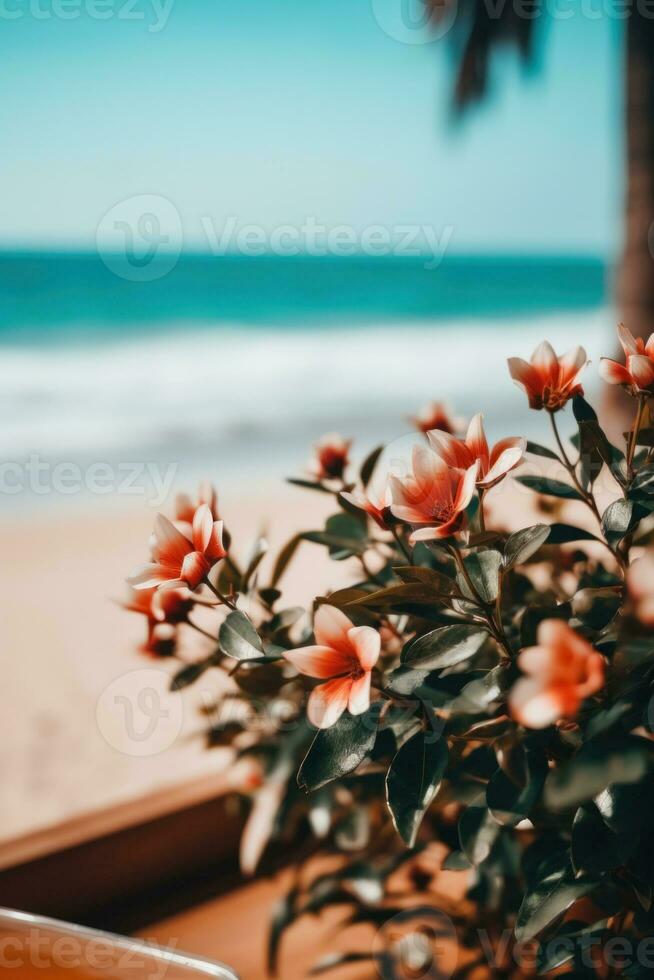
[0,252,614,498]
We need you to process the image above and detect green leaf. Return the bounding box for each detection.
[545,735,652,810]
[298,707,379,792]
[360,444,384,488]
[394,565,455,592]
[287,477,333,493]
[516,475,585,501]
[526,440,560,461]
[571,588,621,629]
[303,513,368,560]
[547,523,599,544]
[402,624,488,670]
[270,533,303,588]
[458,806,501,866]
[447,666,508,714]
[601,499,644,545]
[386,731,449,846]
[346,582,449,612]
[486,750,548,827]
[457,550,503,603]
[503,524,550,569]
[572,394,599,424]
[267,886,299,976]
[383,665,432,698]
[241,536,268,590]
[571,803,629,875]
[515,864,597,942]
[170,658,216,691]
[219,610,265,661]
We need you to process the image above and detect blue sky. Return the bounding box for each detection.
[0,0,622,253]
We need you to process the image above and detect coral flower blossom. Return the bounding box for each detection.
[627,551,654,625]
[427,413,525,490]
[509,620,605,729]
[389,445,478,543]
[508,341,587,411]
[123,586,194,625]
[174,481,219,537]
[129,504,226,591]
[139,623,177,659]
[341,484,393,528]
[410,401,462,435]
[310,433,352,481]
[284,605,380,729]
[599,323,654,394]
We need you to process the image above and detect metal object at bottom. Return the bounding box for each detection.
[0,907,239,979]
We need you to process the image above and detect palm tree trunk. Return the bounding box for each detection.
[619,18,654,342]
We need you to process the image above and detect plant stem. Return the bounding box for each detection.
[627,394,648,472]
[187,619,218,642]
[391,525,412,563]
[478,488,487,533]
[548,412,627,573]
[548,411,601,522]
[205,579,237,610]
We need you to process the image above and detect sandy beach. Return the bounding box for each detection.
[0,483,342,848]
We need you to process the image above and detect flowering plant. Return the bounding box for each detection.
[123,329,654,979]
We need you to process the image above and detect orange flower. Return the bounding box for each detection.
[123,586,194,625]
[389,445,477,543]
[173,481,219,537]
[627,551,654,625]
[410,401,462,435]
[341,484,393,529]
[599,323,654,394]
[284,605,380,729]
[508,341,587,411]
[310,433,352,481]
[129,504,226,591]
[427,413,525,490]
[139,623,177,659]
[509,620,605,729]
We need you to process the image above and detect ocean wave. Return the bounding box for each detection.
[0,310,613,462]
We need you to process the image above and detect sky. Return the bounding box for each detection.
[0,0,623,254]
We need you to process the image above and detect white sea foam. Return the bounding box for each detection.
[0,309,614,472]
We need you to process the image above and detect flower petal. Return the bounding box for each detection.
[307,677,352,729]
[127,562,176,589]
[531,340,558,374]
[453,462,479,512]
[628,354,654,391]
[348,626,380,670]
[617,323,639,356]
[348,671,372,715]
[313,604,354,653]
[426,429,470,468]
[180,551,210,589]
[284,645,354,679]
[192,504,214,552]
[510,678,567,729]
[465,413,489,461]
[480,440,525,488]
[153,513,192,568]
[205,520,226,561]
[598,357,632,387]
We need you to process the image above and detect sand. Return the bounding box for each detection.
[0,482,338,851]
